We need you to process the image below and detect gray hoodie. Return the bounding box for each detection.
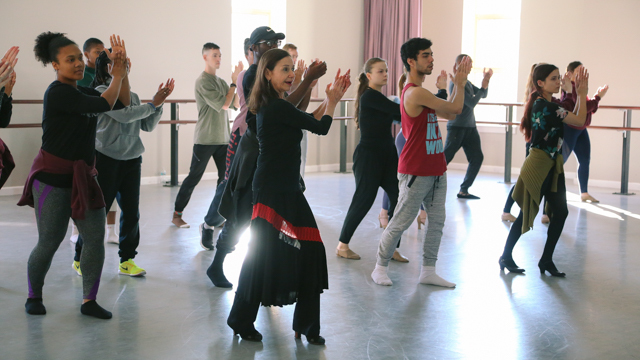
[94,84,163,160]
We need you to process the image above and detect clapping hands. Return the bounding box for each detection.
[152,78,175,107]
[0,46,19,90]
[574,66,589,97]
[325,68,352,104]
[436,70,447,90]
[453,56,471,86]
[232,61,243,84]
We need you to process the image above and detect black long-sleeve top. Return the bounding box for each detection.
[254,98,332,192]
[0,88,12,128]
[357,88,401,148]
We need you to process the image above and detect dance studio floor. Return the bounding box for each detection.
[1,170,639,360]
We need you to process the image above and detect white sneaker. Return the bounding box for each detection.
[105,224,119,244]
[70,223,79,244]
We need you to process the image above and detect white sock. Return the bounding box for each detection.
[70,224,79,243]
[371,264,393,286]
[419,266,455,288]
[203,223,215,230]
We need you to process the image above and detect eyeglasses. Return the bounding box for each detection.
[257,40,281,48]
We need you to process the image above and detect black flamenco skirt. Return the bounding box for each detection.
[235,190,328,307]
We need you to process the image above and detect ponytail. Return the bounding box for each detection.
[353,72,369,129]
[520,90,540,142]
[398,73,407,97]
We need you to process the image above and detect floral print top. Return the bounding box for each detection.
[530,98,568,159]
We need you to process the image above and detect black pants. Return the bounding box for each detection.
[174,144,227,213]
[502,171,568,262]
[215,186,252,254]
[75,154,141,261]
[444,127,483,193]
[339,145,399,244]
[227,292,321,337]
[204,129,242,227]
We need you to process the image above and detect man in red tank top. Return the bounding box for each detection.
[371,37,471,287]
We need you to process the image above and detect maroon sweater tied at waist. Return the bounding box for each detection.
[0,138,15,189]
[17,149,105,219]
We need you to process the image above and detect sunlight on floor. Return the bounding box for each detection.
[566,192,639,221]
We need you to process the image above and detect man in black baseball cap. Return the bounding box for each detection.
[249,26,285,47]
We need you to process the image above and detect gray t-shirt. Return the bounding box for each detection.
[194,71,235,145]
[447,80,488,128]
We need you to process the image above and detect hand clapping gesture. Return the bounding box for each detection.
[574,66,589,97]
[325,69,352,105]
[294,59,306,87]
[435,70,447,90]
[481,67,493,88]
[453,56,472,86]
[561,71,573,93]
[232,61,243,85]
[595,84,609,99]
[152,78,175,107]
[0,46,19,89]
[3,72,16,96]
[305,59,328,82]
[105,47,128,79]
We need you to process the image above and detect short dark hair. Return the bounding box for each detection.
[400,38,433,72]
[567,61,582,73]
[202,42,220,54]
[83,38,103,52]
[243,38,251,57]
[282,43,297,51]
[34,32,77,66]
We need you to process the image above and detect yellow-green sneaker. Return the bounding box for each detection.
[72,261,82,276]
[118,259,146,277]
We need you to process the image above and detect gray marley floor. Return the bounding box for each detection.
[1,170,639,360]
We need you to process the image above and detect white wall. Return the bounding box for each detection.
[0,0,233,191]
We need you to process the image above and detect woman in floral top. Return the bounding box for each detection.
[499,64,589,277]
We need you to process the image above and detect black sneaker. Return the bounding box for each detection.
[457,192,480,199]
[199,223,214,250]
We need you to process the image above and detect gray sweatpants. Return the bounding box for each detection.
[28,179,106,300]
[377,173,447,267]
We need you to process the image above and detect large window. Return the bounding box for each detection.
[461,0,522,124]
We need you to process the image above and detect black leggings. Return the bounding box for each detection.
[502,171,568,262]
[339,145,399,244]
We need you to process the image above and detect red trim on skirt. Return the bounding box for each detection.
[252,202,323,243]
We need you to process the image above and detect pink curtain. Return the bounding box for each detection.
[364,0,422,97]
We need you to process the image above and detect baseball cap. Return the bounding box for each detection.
[250,26,285,45]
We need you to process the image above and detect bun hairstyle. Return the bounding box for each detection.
[90,50,112,88]
[248,48,291,114]
[354,57,385,129]
[34,32,76,66]
[520,63,558,142]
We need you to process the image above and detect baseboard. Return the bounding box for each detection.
[447,162,640,191]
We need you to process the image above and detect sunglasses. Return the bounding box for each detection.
[257,40,281,48]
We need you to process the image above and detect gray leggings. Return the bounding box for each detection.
[377,173,447,267]
[28,179,106,300]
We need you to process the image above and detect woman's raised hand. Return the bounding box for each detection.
[294,59,306,86]
[106,48,127,79]
[574,66,589,97]
[0,46,19,89]
[3,72,16,95]
[152,78,175,107]
[110,35,127,59]
[305,60,327,82]
[596,85,609,99]
[561,71,572,93]
[325,69,351,104]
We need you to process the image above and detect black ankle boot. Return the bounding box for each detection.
[499,256,525,273]
[538,260,566,277]
[207,251,233,288]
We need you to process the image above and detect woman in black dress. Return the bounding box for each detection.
[226,48,350,345]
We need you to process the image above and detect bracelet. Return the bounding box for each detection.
[229,83,237,88]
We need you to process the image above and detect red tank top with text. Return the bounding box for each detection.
[397,83,447,177]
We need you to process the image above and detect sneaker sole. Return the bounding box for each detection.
[118,270,146,277]
[199,224,215,251]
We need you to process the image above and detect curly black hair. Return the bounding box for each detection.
[34,32,76,66]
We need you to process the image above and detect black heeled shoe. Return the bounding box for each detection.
[295,331,325,345]
[538,260,566,277]
[234,329,263,342]
[499,256,525,273]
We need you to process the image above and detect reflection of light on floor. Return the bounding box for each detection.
[565,192,624,221]
[597,204,640,220]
